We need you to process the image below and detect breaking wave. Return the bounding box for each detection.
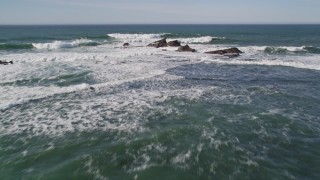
[107,33,169,43]
[107,33,223,44]
[32,39,99,49]
[264,46,320,54]
[264,46,305,54]
[174,36,216,44]
[240,46,320,54]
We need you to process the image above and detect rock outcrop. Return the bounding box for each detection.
[0,60,13,65]
[123,43,130,46]
[147,38,168,48]
[167,40,181,47]
[205,47,243,55]
[177,45,196,52]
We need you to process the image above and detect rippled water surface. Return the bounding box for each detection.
[1,25,320,179]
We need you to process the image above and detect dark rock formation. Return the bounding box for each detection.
[177,45,196,52]
[123,43,130,46]
[147,38,167,48]
[205,47,243,55]
[0,60,13,65]
[168,40,181,47]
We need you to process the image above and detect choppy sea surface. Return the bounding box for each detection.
[0,25,320,179]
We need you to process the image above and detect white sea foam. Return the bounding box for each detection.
[201,55,320,70]
[0,63,167,111]
[239,46,307,54]
[0,83,91,111]
[108,33,168,43]
[172,150,192,164]
[32,39,94,49]
[0,44,212,137]
[108,33,165,39]
[1,47,160,63]
[2,38,320,137]
[279,46,306,52]
[107,33,220,44]
[172,36,215,44]
[238,46,267,53]
[0,83,213,136]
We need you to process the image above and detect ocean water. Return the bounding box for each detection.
[0,25,320,179]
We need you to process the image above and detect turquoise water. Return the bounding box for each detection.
[0,25,320,179]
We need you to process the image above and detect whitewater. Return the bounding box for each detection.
[0,25,319,179]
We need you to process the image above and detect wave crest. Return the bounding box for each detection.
[173,36,215,44]
[108,33,165,39]
[107,33,223,44]
[263,46,320,54]
[264,47,291,54]
[240,46,320,54]
[107,33,169,43]
[32,39,96,49]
